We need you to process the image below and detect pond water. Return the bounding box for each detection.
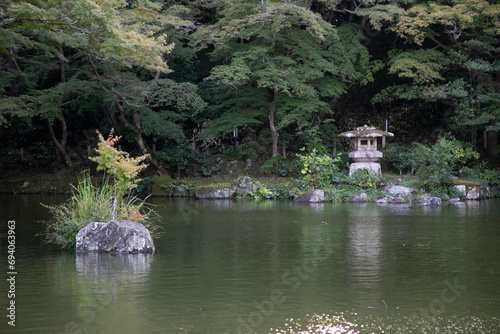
[1,194,499,334]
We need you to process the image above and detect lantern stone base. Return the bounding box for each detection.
[349,162,381,176]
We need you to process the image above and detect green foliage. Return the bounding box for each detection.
[448,186,465,200]
[1,0,498,179]
[297,148,341,189]
[432,136,480,170]
[382,143,415,175]
[417,165,455,193]
[260,156,283,175]
[388,49,444,85]
[277,160,289,177]
[327,187,388,203]
[461,166,500,187]
[202,158,221,177]
[386,0,500,140]
[198,108,264,141]
[43,172,159,250]
[395,0,499,46]
[355,4,404,31]
[345,170,386,190]
[411,136,480,174]
[250,184,274,200]
[193,0,371,155]
[141,79,207,143]
[409,135,480,193]
[157,145,193,171]
[225,142,262,161]
[271,184,294,200]
[1,0,173,73]
[249,183,294,200]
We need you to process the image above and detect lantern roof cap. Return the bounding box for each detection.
[338,125,394,138]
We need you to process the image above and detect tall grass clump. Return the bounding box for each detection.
[43,130,160,250]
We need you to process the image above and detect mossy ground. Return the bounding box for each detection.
[0,169,78,194]
[1,166,497,199]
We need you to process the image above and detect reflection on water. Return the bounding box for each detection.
[1,195,499,334]
[70,254,154,334]
[347,204,383,308]
[272,311,500,333]
[76,253,153,277]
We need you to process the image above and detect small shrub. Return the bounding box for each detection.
[327,185,389,202]
[294,178,306,192]
[381,143,414,175]
[429,187,451,200]
[260,156,283,175]
[250,184,273,200]
[271,185,294,200]
[345,170,385,189]
[482,170,500,186]
[448,186,464,199]
[327,187,358,202]
[399,178,420,188]
[225,142,262,160]
[277,160,289,176]
[136,177,151,193]
[297,148,341,189]
[417,165,454,193]
[157,145,193,171]
[411,135,479,175]
[89,130,148,219]
[460,166,482,179]
[409,135,480,194]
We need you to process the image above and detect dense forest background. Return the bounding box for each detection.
[1,0,499,177]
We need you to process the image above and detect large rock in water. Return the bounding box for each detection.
[76,220,155,253]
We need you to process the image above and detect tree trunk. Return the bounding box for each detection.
[46,116,73,167]
[117,102,168,175]
[471,126,477,148]
[45,47,73,168]
[487,119,498,157]
[269,89,280,157]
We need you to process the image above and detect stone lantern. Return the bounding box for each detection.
[338,125,394,176]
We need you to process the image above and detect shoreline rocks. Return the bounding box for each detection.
[194,186,236,199]
[411,194,442,206]
[349,192,368,203]
[232,176,257,196]
[383,185,418,197]
[294,189,329,203]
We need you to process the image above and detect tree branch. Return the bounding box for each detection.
[112,88,147,108]
[429,36,446,49]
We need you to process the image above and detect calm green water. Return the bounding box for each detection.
[1,195,500,334]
